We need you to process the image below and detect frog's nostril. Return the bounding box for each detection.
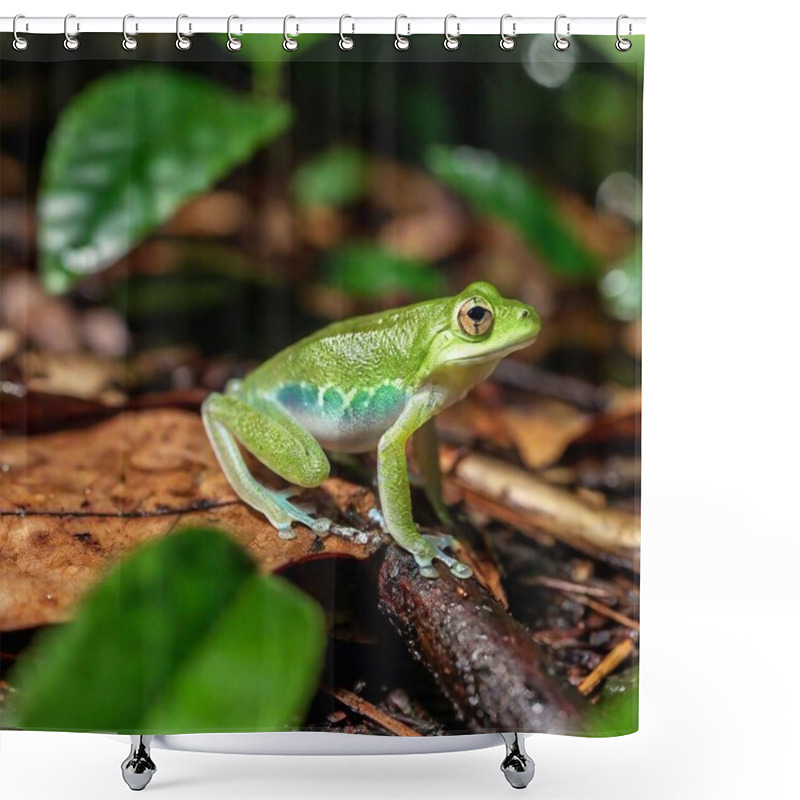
[520,309,530,319]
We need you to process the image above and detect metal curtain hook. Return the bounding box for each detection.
[553,14,570,51]
[500,14,516,50]
[283,15,298,51]
[394,15,410,50]
[227,15,242,51]
[339,14,355,50]
[616,14,632,51]
[444,14,460,51]
[122,14,138,51]
[176,14,192,50]
[12,14,29,51]
[64,13,79,51]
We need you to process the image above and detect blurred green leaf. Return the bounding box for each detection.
[212,33,326,97]
[599,247,642,321]
[324,244,446,299]
[112,273,235,317]
[292,146,369,207]
[38,67,291,293]
[9,527,326,733]
[426,145,598,278]
[584,665,639,737]
[213,32,326,69]
[579,36,645,78]
[110,245,272,319]
[562,74,631,137]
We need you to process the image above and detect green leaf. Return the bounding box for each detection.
[9,527,326,733]
[38,67,291,293]
[212,33,327,98]
[213,32,326,68]
[426,145,598,278]
[292,146,369,207]
[324,244,446,299]
[584,665,639,736]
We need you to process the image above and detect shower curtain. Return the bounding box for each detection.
[0,27,643,740]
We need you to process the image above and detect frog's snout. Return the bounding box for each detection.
[516,302,542,337]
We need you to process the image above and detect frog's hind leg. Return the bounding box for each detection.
[412,418,454,526]
[202,392,333,539]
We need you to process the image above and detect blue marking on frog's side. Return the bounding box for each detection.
[275,381,407,452]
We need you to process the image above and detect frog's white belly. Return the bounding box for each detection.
[270,380,408,454]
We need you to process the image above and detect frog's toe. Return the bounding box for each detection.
[449,561,473,579]
[275,522,297,540]
[421,533,473,580]
[417,561,439,579]
[309,517,333,536]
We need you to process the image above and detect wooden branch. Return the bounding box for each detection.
[378,545,586,733]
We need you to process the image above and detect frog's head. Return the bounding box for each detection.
[433,281,541,369]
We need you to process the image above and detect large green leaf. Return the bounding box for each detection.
[426,145,598,278]
[38,67,291,293]
[324,243,446,299]
[9,527,326,733]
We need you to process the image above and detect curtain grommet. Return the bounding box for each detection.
[499,14,516,50]
[12,14,29,51]
[616,15,632,51]
[227,15,242,51]
[64,13,80,51]
[176,14,192,50]
[339,14,355,51]
[394,15,411,50]
[444,14,460,51]
[122,14,138,51]
[553,14,570,51]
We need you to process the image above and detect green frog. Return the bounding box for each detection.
[202,281,541,578]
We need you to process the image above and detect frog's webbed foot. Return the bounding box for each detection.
[264,493,332,540]
[416,533,473,580]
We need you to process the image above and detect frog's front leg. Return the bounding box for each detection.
[378,398,472,580]
[202,392,333,538]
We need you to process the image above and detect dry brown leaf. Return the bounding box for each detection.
[379,210,464,262]
[0,410,383,631]
[20,351,127,405]
[501,399,590,470]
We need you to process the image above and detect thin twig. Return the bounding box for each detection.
[578,637,635,695]
[324,686,422,737]
[523,575,616,599]
[566,592,640,631]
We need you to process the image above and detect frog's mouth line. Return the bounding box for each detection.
[450,337,538,365]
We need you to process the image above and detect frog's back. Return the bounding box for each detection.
[243,303,437,452]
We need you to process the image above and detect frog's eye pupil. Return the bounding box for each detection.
[457,299,493,336]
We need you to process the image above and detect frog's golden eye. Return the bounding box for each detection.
[457,298,494,336]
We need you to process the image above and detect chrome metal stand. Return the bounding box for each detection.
[500,733,535,789]
[121,735,156,791]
